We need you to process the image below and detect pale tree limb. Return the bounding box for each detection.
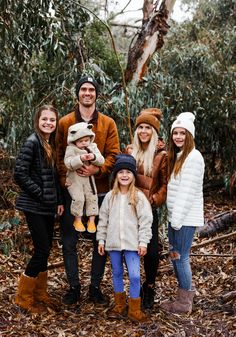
[192,231,236,250]
[125,0,177,84]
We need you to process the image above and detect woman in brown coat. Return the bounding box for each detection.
[129,108,167,310]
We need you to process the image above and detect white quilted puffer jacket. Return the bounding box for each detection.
[167,148,205,230]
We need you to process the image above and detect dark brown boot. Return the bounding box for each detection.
[160,288,195,314]
[108,292,126,318]
[128,298,149,322]
[34,271,60,310]
[15,274,47,314]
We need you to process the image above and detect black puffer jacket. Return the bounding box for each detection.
[14,133,62,215]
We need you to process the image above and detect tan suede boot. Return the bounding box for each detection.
[160,288,195,314]
[15,274,47,314]
[128,298,149,322]
[108,292,127,318]
[34,271,60,310]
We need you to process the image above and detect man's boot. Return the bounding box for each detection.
[62,285,81,305]
[141,282,155,309]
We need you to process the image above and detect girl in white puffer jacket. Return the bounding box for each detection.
[161,112,205,314]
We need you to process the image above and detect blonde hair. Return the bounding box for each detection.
[34,105,59,166]
[167,129,195,180]
[132,126,158,176]
[111,174,138,215]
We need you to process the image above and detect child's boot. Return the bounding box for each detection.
[73,219,86,232]
[108,292,127,318]
[87,220,96,233]
[128,297,149,322]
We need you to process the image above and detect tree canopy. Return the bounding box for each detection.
[0,0,235,185]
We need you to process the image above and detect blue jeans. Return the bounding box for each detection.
[168,224,196,290]
[109,251,140,298]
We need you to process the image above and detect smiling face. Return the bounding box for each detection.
[38,109,57,140]
[78,83,96,108]
[137,123,153,145]
[117,169,134,190]
[172,127,186,150]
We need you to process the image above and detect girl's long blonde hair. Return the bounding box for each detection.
[132,126,158,176]
[34,105,59,166]
[111,174,138,216]
[167,129,195,180]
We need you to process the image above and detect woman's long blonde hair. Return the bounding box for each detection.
[132,126,158,176]
[167,129,195,180]
[34,105,59,166]
[111,174,138,215]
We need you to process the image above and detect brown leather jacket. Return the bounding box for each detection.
[56,109,120,194]
[135,149,167,207]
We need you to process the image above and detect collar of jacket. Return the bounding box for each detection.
[75,104,98,124]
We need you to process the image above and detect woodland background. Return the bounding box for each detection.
[0,0,235,336]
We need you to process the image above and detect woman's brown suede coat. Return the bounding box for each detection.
[136,149,167,207]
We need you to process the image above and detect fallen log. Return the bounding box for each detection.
[192,230,236,250]
[221,291,236,303]
[198,210,236,238]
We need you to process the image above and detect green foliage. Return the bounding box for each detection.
[84,21,123,81]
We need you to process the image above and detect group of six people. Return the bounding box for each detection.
[14,75,205,322]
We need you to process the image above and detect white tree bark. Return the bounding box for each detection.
[125,0,177,84]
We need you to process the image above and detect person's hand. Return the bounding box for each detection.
[80,153,95,162]
[98,244,105,256]
[138,246,147,256]
[65,179,72,187]
[57,205,64,216]
[76,164,100,177]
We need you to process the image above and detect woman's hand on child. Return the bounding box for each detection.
[138,246,147,256]
[98,244,105,256]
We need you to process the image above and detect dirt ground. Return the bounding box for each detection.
[0,167,235,337]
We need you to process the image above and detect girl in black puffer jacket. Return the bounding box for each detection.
[14,105,64,314]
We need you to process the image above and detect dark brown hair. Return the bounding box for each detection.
[167,129,195,180]
[34,105,59,166]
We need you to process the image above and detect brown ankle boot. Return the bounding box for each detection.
[34,271,60,310]
[15,274,47,314]
[160,288,195,314]
[108,292,126,318]
[128,298,149,322]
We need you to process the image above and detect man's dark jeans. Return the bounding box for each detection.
[60,188,107,288]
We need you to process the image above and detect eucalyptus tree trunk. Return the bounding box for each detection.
[125,0,176,84]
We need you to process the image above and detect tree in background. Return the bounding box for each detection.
[0,0,235,187]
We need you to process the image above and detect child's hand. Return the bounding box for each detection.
[138,246,147,256]
[80,153,94,161]
[98,244,105,256]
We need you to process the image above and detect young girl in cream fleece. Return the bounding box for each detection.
[96,154,153,322]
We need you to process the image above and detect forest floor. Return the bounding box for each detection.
[0,165,235,337]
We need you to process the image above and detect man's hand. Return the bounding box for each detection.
[76,164,100,177]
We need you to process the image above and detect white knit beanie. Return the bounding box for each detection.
[171,112,195,138]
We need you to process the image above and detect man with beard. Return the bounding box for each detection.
[56,76,120,306]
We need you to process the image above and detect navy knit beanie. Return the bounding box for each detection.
[112,154,137,178]
[75,75,99,98]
